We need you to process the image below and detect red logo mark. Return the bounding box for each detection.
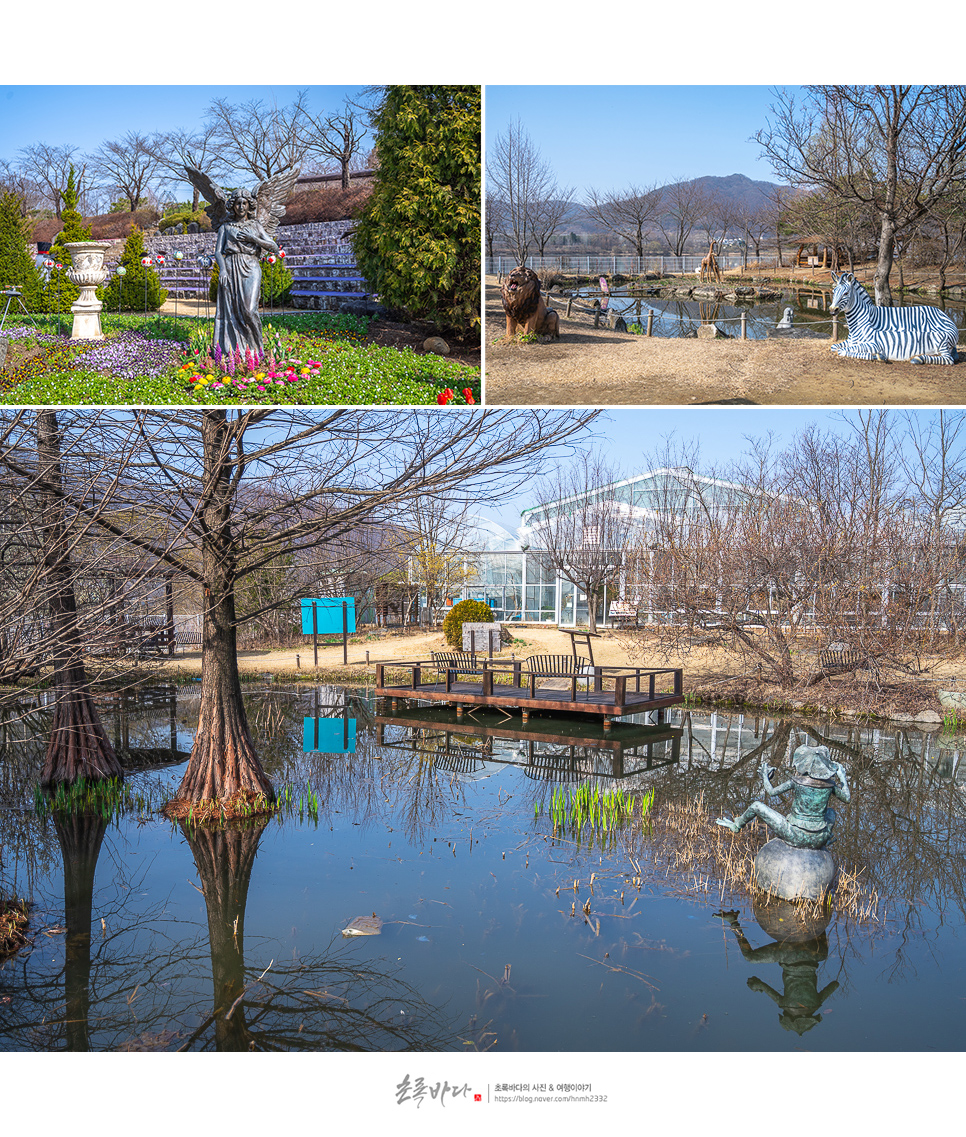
[474,1095,482,1102]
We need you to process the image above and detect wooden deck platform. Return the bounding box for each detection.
[375,659,685,729]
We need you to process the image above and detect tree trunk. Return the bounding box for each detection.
[874,217,896,307]
[37,411,122,788]
[166,413,274,814]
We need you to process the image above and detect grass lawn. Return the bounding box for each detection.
[0,311,480,406]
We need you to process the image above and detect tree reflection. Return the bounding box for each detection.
[177,816,457,1052]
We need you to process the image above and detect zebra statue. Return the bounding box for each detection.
[829,271,959,364]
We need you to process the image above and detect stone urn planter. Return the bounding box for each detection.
[65,241,113,340]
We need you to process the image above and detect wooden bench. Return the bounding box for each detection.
[524,654,596,698]
[431,651,482,676]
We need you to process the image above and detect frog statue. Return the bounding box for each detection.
[716,744,850,901]
[716,745,850,848]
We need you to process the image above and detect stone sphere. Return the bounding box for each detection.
[753,838,837,902]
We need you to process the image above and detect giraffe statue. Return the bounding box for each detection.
[699,241,721,284]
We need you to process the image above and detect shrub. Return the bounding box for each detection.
[260,256,293,306]
[442,598,494,648]
[281,184,372,225]
[158,209,211,234]
[352,85,481,339]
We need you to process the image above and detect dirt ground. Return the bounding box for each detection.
[483,277,966,406]
[151,624,963,723]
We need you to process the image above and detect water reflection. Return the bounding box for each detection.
[1,684,965,1051]
[717,905,838,1036]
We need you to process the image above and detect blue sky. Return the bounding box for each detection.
[488,406,860,531]
[484,86,795,198]
[0,85,375,202]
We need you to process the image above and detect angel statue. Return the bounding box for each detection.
[184,165,299,357]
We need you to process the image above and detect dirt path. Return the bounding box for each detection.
[150,624,960,722]
[483,278,966,406]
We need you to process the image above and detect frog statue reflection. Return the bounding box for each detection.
[184,164,299,358]
[716,745,850,900]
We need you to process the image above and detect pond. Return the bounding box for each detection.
[596,287,966,341]
[1,683,964,1077]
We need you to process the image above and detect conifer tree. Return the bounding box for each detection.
[43,167,92,313]
[0,191,43,310]
[352,85,481,338]
[98,226,167,312]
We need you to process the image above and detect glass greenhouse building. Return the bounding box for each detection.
[444,469,743,627]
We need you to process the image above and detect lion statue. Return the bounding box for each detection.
[501,266,559,340]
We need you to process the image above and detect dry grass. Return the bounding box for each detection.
[0,899,29,960]
[161,789,276,824]
[483,275,966,406]
[631,793,883,925]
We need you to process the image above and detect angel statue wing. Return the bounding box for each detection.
[254,166,300,242]
[183,165,229,229]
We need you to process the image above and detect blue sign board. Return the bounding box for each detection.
[303,716,356,754]
[300,597,356,635]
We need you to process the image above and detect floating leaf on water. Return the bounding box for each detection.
[342,914,383,937]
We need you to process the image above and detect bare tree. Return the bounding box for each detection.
[89,132,161,213]
[485,191,507,260]
[148,126,225,211]
[583,182,662,258]
[488,119,572,263]
[303,100,367,191]
[16,143,91,218]
[701,189,740,252]
[655,177,712,256]
[204,92,313,181]
[0,161,42,218]
[622,414,966,688]
[20,410,597,815]
[402,498,480,627]
[754,85,966,305]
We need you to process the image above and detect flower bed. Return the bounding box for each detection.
[0,313,481,406]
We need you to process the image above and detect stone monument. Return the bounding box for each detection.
[65,241,113,340]
[462,622,502,655]
[716,744,851,901]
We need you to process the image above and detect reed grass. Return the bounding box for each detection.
[632,792,882,925]
[33,777,151,822]
[536,783,655,849]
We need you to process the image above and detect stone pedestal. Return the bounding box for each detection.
[66,241,112,340]
[753,838,837,902]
